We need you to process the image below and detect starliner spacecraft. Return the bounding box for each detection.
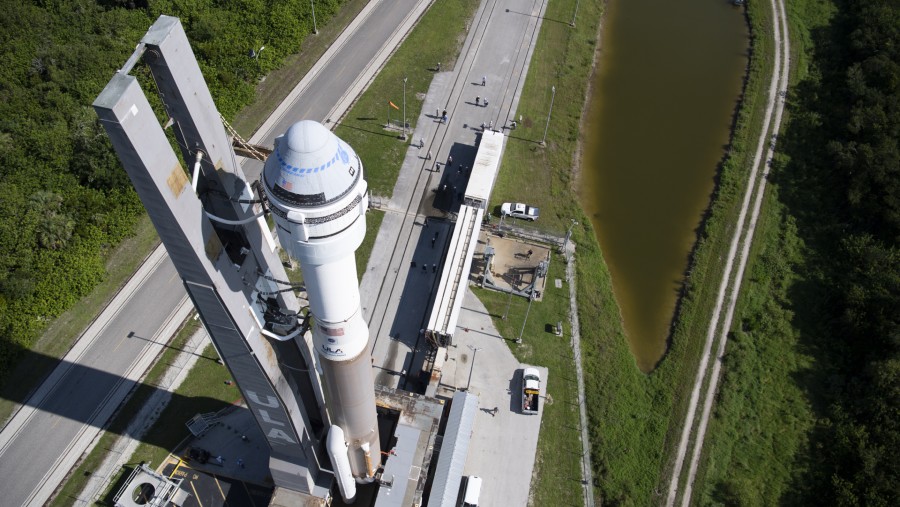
[94,15,379,504]
[261,120,381,500]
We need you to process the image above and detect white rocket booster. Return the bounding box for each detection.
[261,121,380,500]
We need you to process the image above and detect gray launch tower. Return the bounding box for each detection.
[93,16,382,502]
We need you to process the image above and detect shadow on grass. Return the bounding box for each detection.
[505,8,573,27]
[126,331,218,362]
[504,131,545,145]
[334,121,399,139]
[1,342,236,447]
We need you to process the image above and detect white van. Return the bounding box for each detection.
[463,475,482,506]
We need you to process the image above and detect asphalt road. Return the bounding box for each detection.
[0,2,425,505]
[0,253,188,506]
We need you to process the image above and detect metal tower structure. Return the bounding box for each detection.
[94,16,332,498]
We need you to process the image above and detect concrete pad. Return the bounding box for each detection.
[472,232,551,298]
[437,289,546,507]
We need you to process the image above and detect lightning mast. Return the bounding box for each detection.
[94,16,333,499]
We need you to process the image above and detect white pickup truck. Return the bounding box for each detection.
[521,367,541,414]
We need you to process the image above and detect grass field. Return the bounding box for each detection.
[40,1,369,502]
[230,0,370,138]
[50,317,211,505]
[334,0,610,502]
[92,340,239,504]
[334,0,480,197]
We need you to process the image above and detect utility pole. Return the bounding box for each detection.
[541,85,556,145]
[517,295,534,343]
[466,345,482,390]
[571,0,580,27]
[310,0,318,34]
[403,77,408,140]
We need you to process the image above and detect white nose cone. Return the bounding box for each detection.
[265,120,361,207]
[262,120,368,265]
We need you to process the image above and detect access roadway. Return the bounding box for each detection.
[0,2,428,505]
[356,1,559,505]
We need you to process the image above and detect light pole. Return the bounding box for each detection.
[249,46,265,69]
[310,0,318,34]
[541,85,556,145]
[466,345,482,390]
[502,289,513,320]
[571,0,580,27]
[403,77,408,140]
[516,294,534,343]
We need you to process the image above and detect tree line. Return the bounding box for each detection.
[777,0,899,503]
[0,0,342,383]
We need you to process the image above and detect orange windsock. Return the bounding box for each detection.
[389,101,400,110]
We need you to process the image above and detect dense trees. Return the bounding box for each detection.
[0,0,340,381]
[777,0,900,503]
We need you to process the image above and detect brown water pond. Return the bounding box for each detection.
[579,0,749,371]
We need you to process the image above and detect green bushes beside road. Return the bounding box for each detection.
[0,0,341,388]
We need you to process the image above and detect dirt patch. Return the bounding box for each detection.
[470,232,550,300]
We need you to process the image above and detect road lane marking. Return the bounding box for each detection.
[190,480,203,507]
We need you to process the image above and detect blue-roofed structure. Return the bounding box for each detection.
[426,391,479,507]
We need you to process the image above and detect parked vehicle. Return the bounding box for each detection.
[500,202,540,221]
[521,367,541,414]
[463,475,482,506]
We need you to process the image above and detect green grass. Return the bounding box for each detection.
[91,341,237,506]
[40,3,370,499]
[689,0,840,502]
[36,0,797,503]
[643,0,781,500]
[483,0,805,503]
[473,252,586,506]
[334,0,480,196]
[336,0,608,502]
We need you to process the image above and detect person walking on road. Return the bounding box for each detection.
[427,150,432,160]
[476,96,480,106]
[447,155,453,167]
[481,75,486,86]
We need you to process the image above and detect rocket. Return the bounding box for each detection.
[261,120,380,502]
